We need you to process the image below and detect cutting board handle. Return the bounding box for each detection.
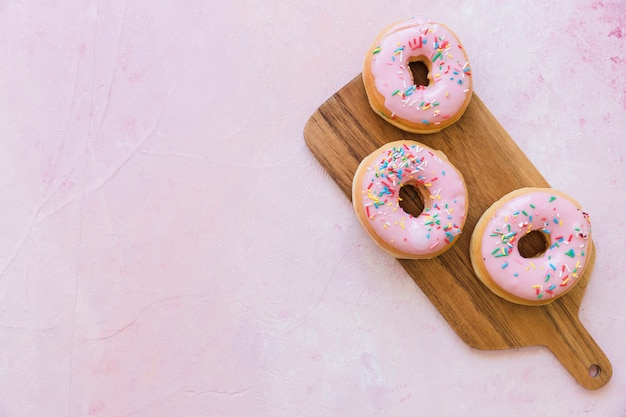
[545,313,612,390]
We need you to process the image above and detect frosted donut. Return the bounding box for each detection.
[352,140,468,259]
[470,188,593,306]
[363,18,473,134]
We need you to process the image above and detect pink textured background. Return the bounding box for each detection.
[1,1,625,416]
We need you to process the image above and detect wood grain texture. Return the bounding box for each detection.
[304,75,612,390]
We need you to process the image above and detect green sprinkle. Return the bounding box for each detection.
[549,196,557,202]
[565,248,575,258]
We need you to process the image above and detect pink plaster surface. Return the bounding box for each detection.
[1,1,625,416]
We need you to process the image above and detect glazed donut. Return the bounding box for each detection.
[362,18,473,134]
[352,140,468,259]
[470,188,593,306]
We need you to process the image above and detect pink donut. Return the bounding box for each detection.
[470,188,593,305]
[352,140,468,259]
[362,18,473,133]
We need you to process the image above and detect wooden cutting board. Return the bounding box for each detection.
[303,74,612,390]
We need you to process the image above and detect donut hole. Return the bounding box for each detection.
[408,58,430,87]
[398,183,426,217]
[518,230,550,258]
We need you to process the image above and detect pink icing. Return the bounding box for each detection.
[369,19,472,126]
[477,190,591,302]
[355,142,467,256]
